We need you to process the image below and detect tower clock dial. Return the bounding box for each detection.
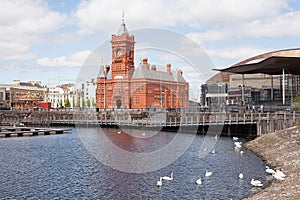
[117,49,123,56]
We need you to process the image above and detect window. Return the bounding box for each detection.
[148,85,152,93]
[136,83,140,92]
[136,96,140,104]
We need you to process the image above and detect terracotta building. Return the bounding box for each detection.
[96,18,189,110]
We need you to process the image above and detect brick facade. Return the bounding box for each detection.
[96,19,189,109]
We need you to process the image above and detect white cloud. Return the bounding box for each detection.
[242,10,300,38]
[36,50,92,67]
[74,0,288,35]
[207,46,272,61]
[187,9,300,42]
[0,0,67,60]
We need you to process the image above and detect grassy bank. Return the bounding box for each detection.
[244,126,300,200]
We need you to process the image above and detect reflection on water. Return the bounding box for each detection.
[0,128,267,199]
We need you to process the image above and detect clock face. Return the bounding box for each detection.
[117,49,123,56]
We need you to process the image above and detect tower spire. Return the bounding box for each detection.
[118,11,129,35]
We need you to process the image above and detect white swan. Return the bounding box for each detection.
[162,172,173,181]
[272,172,285,181]
[156,177,163,187]
[215,135,218,140]
[239,173,244,179]
[240,150,244,155]
[196,177,202,185]
[233,137,238,141]
[265,166,275,174]
[211,149,215,154]
[205,169,213,177]
[251,179,263,187]
[234,142,242,148]
[117,130,121,134]
[275,169,286,178]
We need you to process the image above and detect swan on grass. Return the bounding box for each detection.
[265,166,275,174]
[251,179,263,187]
[156,177,163,187]
[196,177,202,185]
[162,172,173,181]
[205,169,213,177]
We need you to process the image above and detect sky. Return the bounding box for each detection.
[1,0,300,97]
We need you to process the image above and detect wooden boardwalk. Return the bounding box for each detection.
[0,127,71,138]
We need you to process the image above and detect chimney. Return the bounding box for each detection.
[166,63,171,74]
[105,65,110,75]
[143,58,149,69]
[178,70,183,75]
[151,65,156,71]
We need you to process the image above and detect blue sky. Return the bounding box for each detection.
[1,0,300,94]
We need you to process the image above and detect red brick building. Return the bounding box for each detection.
[96,18,189,110]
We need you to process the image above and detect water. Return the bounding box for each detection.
[0,128,267,199]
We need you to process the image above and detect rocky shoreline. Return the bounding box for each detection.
[244,126,300,200]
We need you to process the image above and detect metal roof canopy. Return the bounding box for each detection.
[217,56,300,75]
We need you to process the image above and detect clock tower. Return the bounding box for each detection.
[111,16,135,79]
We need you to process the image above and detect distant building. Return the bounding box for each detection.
[205,48,300,107]
[0,80,46,110]
[46,84,75,108]
[96,17,189,110]
[75,79,96,108]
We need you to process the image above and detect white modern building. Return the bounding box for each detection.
[46,84,75,108]
[45,79,96,109]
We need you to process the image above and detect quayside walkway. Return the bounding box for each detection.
[0,109,298,137]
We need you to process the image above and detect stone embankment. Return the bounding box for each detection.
[244,126,300,200]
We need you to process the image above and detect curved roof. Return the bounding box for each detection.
[217,48,300,75]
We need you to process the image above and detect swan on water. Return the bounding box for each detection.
[162,172,173,181]
[196,177,202,185]
[215,135,218,140]
[156,177,163,187]
[239,173,244,179]
[240,150,244,155]
[211,149,215,154]
[233,137,238,141]
[205,169,212,177]
[251,179,263,187]
[234,142,242,148]
[265,166,275,174]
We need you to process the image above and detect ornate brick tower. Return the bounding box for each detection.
[111,15,135,79]
[96,15,189,111]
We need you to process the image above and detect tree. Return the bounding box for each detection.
[65,99,71,107]
[92,98,96,107]
[82,99,85,107]
[59,99,63,108]
[86,99,91,107]
[76,98,80,107]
